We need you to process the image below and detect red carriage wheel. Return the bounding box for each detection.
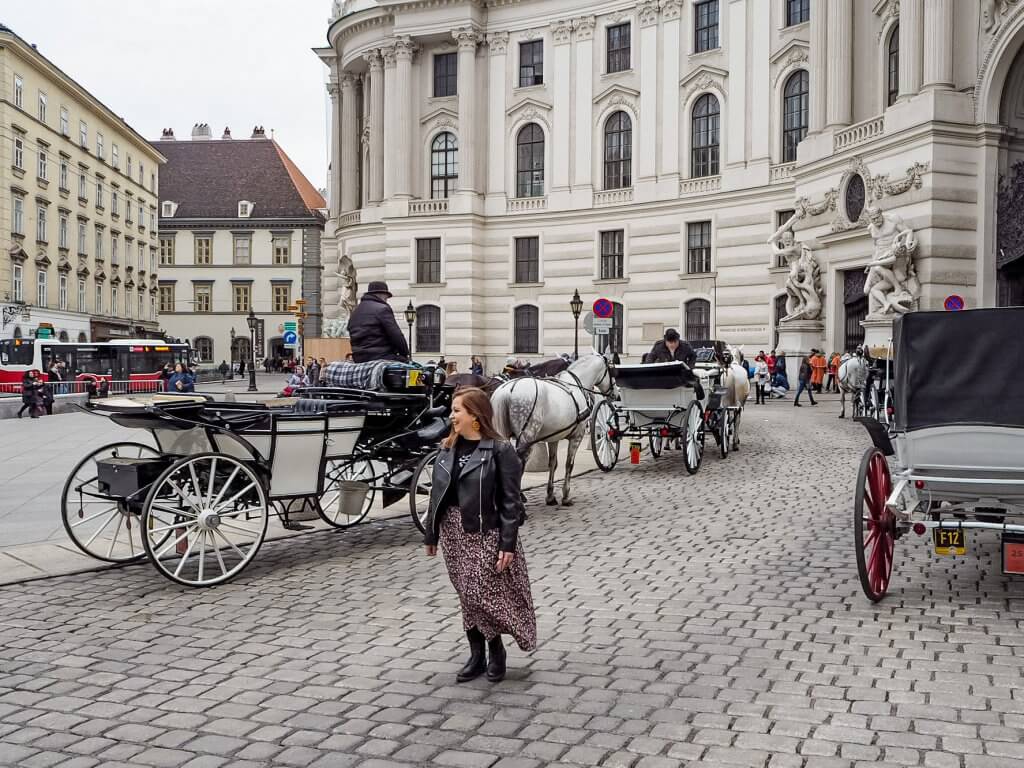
[854,447,895,602]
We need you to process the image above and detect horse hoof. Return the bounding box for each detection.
[561,499,574,507]
[546,498,558,506]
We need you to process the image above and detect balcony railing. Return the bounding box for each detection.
[408,199,449,215]
[338,210,362,227]
[507,196,547,213]
[834,116,884,152]
[593,188,633,207]
[769,163,795,184]
[679,175,721,196]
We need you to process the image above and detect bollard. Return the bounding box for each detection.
[630,441,641,464]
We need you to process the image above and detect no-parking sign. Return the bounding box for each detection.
[593,298,614,318]
[943,295,965,312]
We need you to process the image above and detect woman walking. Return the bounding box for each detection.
[754,353,769,404]
[17,370,44,418]
[167,363,195,393]
[424,387,536,683]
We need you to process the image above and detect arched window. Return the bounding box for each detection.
[691,94,720,178]
[886,25,900,107]
[594,302,624,357]
[513,305,539,354]
[194,336,214,363]
[516,124,545,198]
[77,332,87,342]
[58,330,69,342]
[603,111,632,190]
[773,293,788,348]
[782,70,809,163]
[430,132,458,200]
[231,337,250,364]
[13,326,22,339]
[684,299,711,342]
[416,305,441,353]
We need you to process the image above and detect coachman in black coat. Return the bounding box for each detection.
[348,282,411,363]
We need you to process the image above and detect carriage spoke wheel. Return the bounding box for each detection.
[854,447,895,602]
[590,398,620,472]
[730,410,741,451]
[61,441,160,563]
[683,402,704,475]
[141,453,267,587]
[318,458,376,529]
[718,410,731,460]
[648,432,663,458]
[410,450,440,533]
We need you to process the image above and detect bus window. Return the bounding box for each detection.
[0,339,35,366]
[74,347,118,377]
[39,345,75,372]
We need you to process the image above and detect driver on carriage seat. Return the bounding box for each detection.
[645,328,697,367]
[348,281,411,364]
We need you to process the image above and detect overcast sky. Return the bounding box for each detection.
[4,0,331,188]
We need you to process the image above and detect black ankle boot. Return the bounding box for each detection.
[456,629,486,683]
[486,636,506,682]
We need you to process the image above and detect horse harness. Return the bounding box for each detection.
[508,357,613,446]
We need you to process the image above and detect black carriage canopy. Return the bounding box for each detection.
[894,308,1024,431]
[614,361,700,389]
[689,340,727,364]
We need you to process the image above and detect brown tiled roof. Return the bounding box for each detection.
[157,137,325,220]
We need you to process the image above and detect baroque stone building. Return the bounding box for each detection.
[319,0,1024,367]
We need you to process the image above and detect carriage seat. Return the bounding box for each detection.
[292,398,367,416]
[414,417,450,443]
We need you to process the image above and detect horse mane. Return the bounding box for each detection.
[529,357,571,377]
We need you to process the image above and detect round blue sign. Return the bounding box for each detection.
[943,295,965,312]
[283,330,298,344]
[593,298,614,319]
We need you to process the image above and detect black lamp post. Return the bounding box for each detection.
[245,309,258,392]
[570,289,583,360]
[229,327,236,380]
[404,301,416,356]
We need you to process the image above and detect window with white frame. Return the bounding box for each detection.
[694,0,720,53]
[37,91,47,123]
[12,264,24,302]
[37,143,47,180]
[416,238,442,283]
[111,285,118,317]
[78,168,88,200]
[150,296,155,320]
[690,94,720,178]
[161,201,175,217]
[138,242,144,270]
[36,269,47,307]
[95,283,102,313]
[233,283,251,312]
[78,279,85,311]
[59,157,68,190]
[514,236,540,283]
[138,162,144,185]
[13,132,24,169]
[430,133,458,199]
[782,70,809,163]
[599,230,625,280]
[13,74,23,108]
[516,124,545,198]
[272,284,291,312]
[138,292,143,320]
[233,236,251,265]
[195,236,212,265]
[79,120,87,147]
[95,229,103,260]
[786,0,809,26]
[59,274,68,310]
[95,179,103,209]
[513,305,539,354]
[194,336,213,362]
[111,189,119,216]
[60,106,69,137]
[606,23,631,73]
[603,112,632,189]
[111,233,118,264]
[112,144,119,169]
[137,202,143,225]
[77,220,86,254]
[11,194,25,235]
[273,236,290,264]
[159,283,174,313]
[96,132,104,160]
[160,237,175,265]
[887,26,900,107]
[519,40,544,86]
[35,205,47,242]
[687,221,712,274]
[58,212,68,249]
[127,155,132,179]
[237,200,252,218]
[150,247,155,274]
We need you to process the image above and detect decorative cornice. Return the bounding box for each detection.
[380,43,397,68]
[552,18,574,44]
[420,106,460,126]
[488,31,509,55]
[518,29,542,41]
[594,83,640,116]
[340,73,357,89]
[326,81,340,99]
[394,35,417,61]
[638,0,660,27]
[660,0,683,21]
[365,49,383,70]
[680,65,729,104]
[453,27,482,52]
[871,161,929,199]
[573,15,596,40]
[795,188,838,218]
[770,42,810,87]
[507,98,553,129]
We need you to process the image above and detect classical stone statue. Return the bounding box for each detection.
[334,253,358,320]
[322,318,349,338]
[865,207,920,316]
[768,212,823,322]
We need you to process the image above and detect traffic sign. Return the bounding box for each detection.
[944,294,965,311]
[283,330,298,346]
[287,304,299,312]
[592,317,613,335]
[284,321,297,332]
[593,298,614,319]
[295,299,306,305]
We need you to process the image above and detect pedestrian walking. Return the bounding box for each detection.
[794,354,817,407]
[167,363,195,393]
[17,370,44,418]
[754,352,769,404]
[810,349,827,393]
[307,358,320,388]
[218,360,230,382]
[774,350,787,380]
[470,356,484,376]
[424,387,536,683]
[238,357,246,376]
[827,352,841,393]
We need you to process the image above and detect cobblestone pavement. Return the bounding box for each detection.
[1,399,1023,768]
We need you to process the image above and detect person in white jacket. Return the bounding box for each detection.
[754,352,770,404]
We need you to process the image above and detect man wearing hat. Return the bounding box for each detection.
[644,328,696,367]
[347,281,411,363]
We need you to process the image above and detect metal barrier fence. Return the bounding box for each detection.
[0,380,165,396]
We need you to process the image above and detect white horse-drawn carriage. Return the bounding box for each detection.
[854,308,1024,601]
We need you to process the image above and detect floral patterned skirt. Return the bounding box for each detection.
[439,507,537,651]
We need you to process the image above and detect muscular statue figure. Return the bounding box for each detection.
[768,212,823,322]
[865,207,920,316]
[334,253,358,321]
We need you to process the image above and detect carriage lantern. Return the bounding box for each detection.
[570,289,583,360]
[229,327,236,379]
[245,309,258,392]
[404,301,416,352]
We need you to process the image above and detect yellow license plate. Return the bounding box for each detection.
[406,370,421,387]
[934,528,966,556]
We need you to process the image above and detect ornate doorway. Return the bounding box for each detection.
[998,161,1024,306]
[843,269,868,351]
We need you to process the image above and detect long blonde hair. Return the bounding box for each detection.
[442,387,502,448]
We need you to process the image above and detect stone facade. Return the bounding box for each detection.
[320,0,1024,369]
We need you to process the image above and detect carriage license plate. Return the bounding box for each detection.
[406,369,421,387]
[933,528,966,556]
[1002,534,1024,575]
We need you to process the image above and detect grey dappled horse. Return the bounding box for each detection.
[838,354,868,418]
[491,354,613,506]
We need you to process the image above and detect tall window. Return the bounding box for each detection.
[603,111,632,190]
[78,168,88,200]
[13,133,24,170]
[37,144,48,180]
[519,40,544,86]
[12,265,23,302]
[514,237,539,283]
[159,284,175,313]
[79,120,87,147]
[887,26,900,107]
[233,284,251,312]
[58,212,68,249]
[513,305,539,354]
[607,22,631,73]
[95,180,103,209]
[416,238,442,284]
[95,283,103,314]
[416,305,441,353]
[786,0,809,26]
[11,194,24,235]
[233,237,251,265]
[694,0,720,53]
[59,274,68,311]
[194,284,212,312]
[691,94,720,178]
[775,209,795,268]
[687,221,712,274]
[685,299,711,342]
[194,337,213,363]
[35,206,47,243]
[160,237,175,265]
[13,74,23,108]
[37,91,47,123]
[273,236,291,264]
[600,230,625,280]
[78,279,85,311]
[96,132,104,160]
[195,236,212,265]
[273,284,291,312]
[60,107,69,137]
[112,144,119,169]
[782,70,809,163]
[110,234,118,264]
[111,189,118,216]
[95,229,103,260]
[59,157,68,190]
[36,269,47,307]
[112,286,119,317]
[516,124,545,198]
[77,220,86,254]
[433,53,457,97]
[430,132,458,199]
[137,242,144,270]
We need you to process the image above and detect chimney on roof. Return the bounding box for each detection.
[222,126,232,139]
[251,125,266,139]
[191,122,212,140]
[160,128,175,140]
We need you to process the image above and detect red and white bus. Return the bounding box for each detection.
[0,338,191,394]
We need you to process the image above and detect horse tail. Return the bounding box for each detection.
[491,383,515,439]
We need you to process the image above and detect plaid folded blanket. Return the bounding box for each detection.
[322,360,391,390]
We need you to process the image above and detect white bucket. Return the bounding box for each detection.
[336,480,370,518]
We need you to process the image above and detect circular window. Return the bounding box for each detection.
[845,174,866,223]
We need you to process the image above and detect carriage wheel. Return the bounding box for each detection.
[718,411,731,460]
[410,450,440,534]
[590,398,620,472]
[683,402,704,475]
[61,441,161,563]
[141,453,268,587]
[648,433,663,458]
[730,410,741,451]
[317,458,376,529]
[854,447,895,602]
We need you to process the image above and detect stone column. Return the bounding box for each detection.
[898,0,924,100]
[381,44,397,199]
[638,1,659,181]
[573,16,595,190]
[658,2,681,177]
[340,73,359,213]
[922,0,954,90]
[825,0,852,128]
[726,0,747,166]
[393,36,416,198]
[486,32,508,196]
[454,28,481,194]
[749,0,770,160]
[366,50,385,203]
[327,78,342,216]
[551,19,573,192]
[808,0,828,132]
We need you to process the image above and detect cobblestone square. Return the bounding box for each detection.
[1,399,1022,767]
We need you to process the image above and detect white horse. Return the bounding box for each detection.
[491,354,613,507]
[838,353,868,418]
[722,346,750,447]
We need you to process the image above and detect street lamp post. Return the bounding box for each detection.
[228,327,236,380]
[404,301,416,358]
[245,309,258,392]
[570,289,583,360]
